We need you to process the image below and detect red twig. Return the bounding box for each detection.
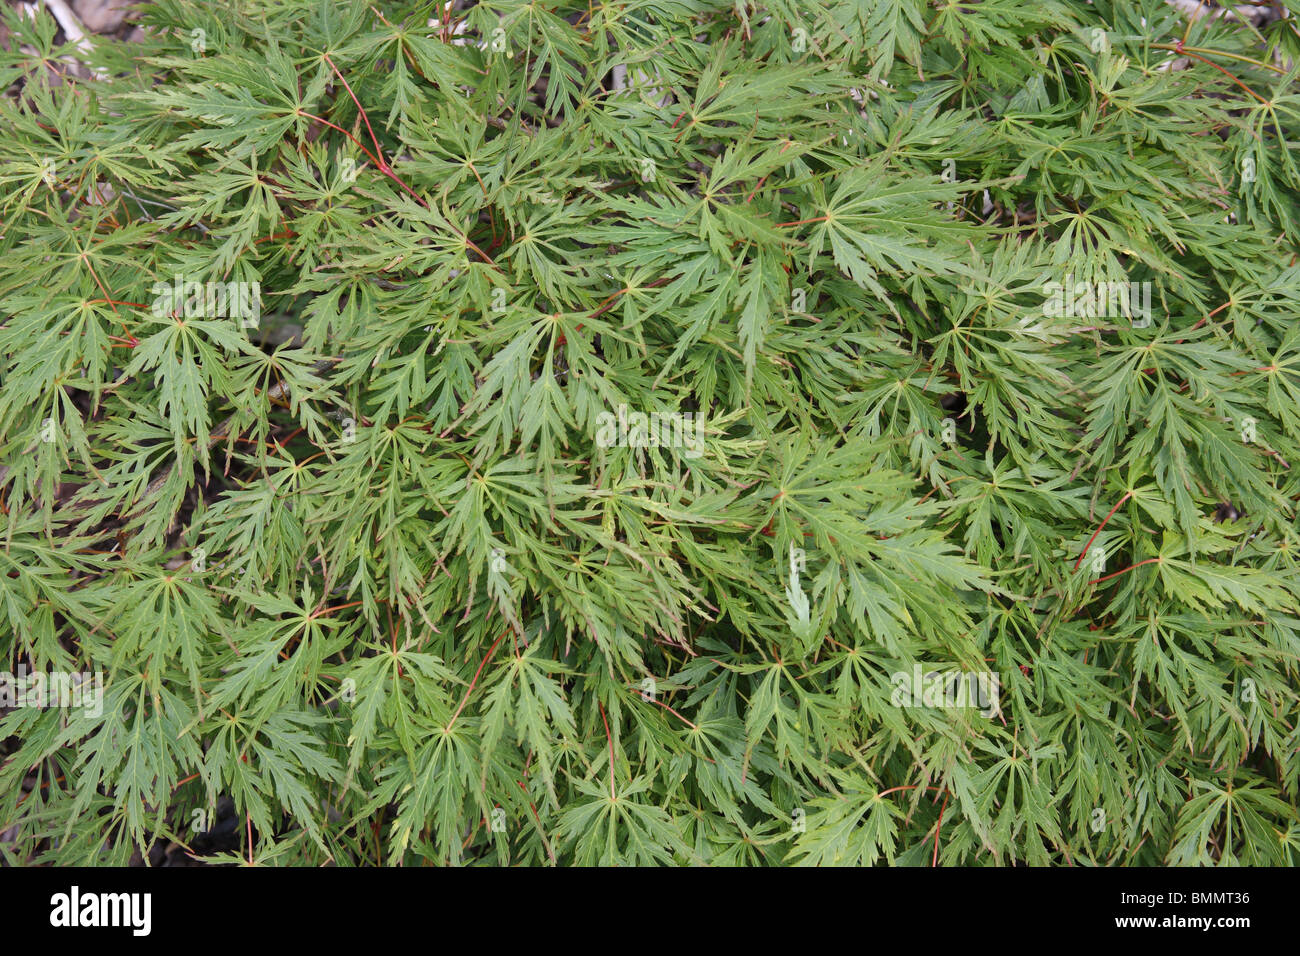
[627,683,698,731]
[875,784,947,799]
[932,790,949,866]
[1074,490,1132,571]
[775,215,829,228]
[599,702,616,800]
[318,52,497,266]
[312,599,364,618]
[746,140,794,203]
[1092,557,1161,585]
[447,629,507,729]
[321,52,386,169]
[1175,41,1268,105]
[299,110,384,168]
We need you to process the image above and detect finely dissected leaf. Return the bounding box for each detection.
[0,0,1298,868]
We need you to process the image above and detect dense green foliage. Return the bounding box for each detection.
[2,0,1300,866]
